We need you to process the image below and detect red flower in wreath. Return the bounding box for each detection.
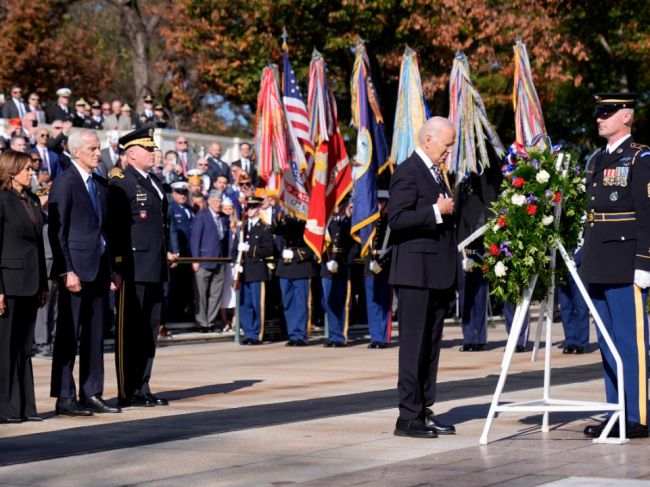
[489,243,500,256]
[527,204,538,216]
[554,191,561,202]
[512,177,525,188]
[497,216,507,228]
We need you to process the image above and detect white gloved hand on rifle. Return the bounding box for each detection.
[369,260,382,274]
[282,249,294,260]
[237,242,250,253]
[326,260,339,273]
[233,264,244,274]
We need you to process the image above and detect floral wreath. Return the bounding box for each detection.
[481,141,587,303]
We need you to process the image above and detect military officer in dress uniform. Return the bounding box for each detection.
[364,190,393,349]
[321,197,354,347]
[108,127,170,408]
[167,181,194,323]
[234,196,274,345]
[136,95,156,129]
[458,239,488,352]
[274,214,316,346]
[581,92,650,439]
[83,101,104,130]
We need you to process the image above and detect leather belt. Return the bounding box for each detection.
[586,210,636,223]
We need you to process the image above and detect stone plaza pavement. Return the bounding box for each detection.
[2,323,650,487]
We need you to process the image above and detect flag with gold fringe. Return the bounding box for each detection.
[448,51,505,179]
[305,49,352,261]
[390,46,429,167]
[513,40,547,146]
[254,64,289,196]
[350,41,389,257]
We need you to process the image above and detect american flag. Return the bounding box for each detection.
[282,43,313,173]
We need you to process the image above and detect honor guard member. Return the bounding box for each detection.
[458,239,488,352]
[321,197,354,347]
[234,196,274,345]
[136,95,156,129]
[108,127,170,408]
[274,213,316,346]
[365,190,393,349]
[582,92,650,439]
[83,101,104,130]
[167,181,194,323]
[558,247,589,354]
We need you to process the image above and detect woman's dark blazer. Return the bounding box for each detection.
[0,190,47,296]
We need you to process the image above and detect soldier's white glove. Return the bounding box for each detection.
[237,242,249,252]
[634,269,650,289]
[326,260,339,273]
[282,249,294,260]
[463,258,474,272]
[233,264,244,274]
[369,260,382,274]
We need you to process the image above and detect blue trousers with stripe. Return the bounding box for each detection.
[504,301,530,348]
[280,278,309,341]
[240,281,264,341]
[322,276,349,344]
[559,275,589,348]
[365,275,391,344]
[460,270,488,345]
[590,283,648,425]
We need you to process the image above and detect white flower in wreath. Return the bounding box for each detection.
[577,183,586,192]
[536,170,550,184]
[511,193,526,206]
[542,215,554,226]
[493,222,500,232]
[494,261,508,277]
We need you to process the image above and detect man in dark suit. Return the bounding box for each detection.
[99,131,121,178]
[388,116,460,439]
[190,190,229,331]
[206,143,232,184]
[174,136,198,177]
[108,127,170,408]
[1,85,28,120]
[231,142,257,184]
[32,127,62,181]
[46,88,73,123]
[49,128,120,416]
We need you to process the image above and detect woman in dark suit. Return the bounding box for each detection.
[0,150,48,423]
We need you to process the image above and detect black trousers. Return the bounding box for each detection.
[0,295,38,419]
[115,281,163,399]
[396,286,453,420]
[50,261,110,399]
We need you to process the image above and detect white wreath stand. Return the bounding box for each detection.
[459,170,628,446]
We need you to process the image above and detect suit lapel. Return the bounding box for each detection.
[70,167,98,219]
[413,153,440,196]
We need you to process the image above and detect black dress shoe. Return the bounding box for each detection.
[474,344,486,351]
[286,340,297,347]
[563,345,576,354]
[145,393,169,406]
[394,418,438,438]
[368,342,387,349]
[246,339,262,346]
[324,341,333,348]
[55,397,94,416]
[81,395,121,413]
[423,409,456,434]
[0,417,22,424]
[118,394,154,408]
[459,344,475,352]
[584,420,648,439]
[23,415,44,422]
[573,346,585,354]
[325,341,345,348]
[241,338,251,345]
[295,339,308,346]
[367,342,378,349]
[515,345,526,353]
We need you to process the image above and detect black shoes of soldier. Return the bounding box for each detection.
[584,419,648,439]
[368,342,387,349]
[324,341,346,348]
[81,395,121,413]
[241,338,262,345]
[423,409,456,434]
[145,393,169,406]
[459,344,486,352]
[286,339,308,347]
[394,418,438,438]
[563,345,585,354]
[118,394,155,408]
[55,397,94,416]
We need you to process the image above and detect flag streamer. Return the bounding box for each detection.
[390,46,429,167]
[254,64,289,195]
[447,51,505,178]
[304,49,352,261]
[513,40,547,146]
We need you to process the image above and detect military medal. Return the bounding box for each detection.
[610,191,618,201]
[615,166,629,187]
[603,168,616,186]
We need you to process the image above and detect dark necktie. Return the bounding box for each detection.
[86,176,99,215]
[430,164,448,196]
[214,214,224,240]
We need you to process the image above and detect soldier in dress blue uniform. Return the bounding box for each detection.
[581,92,650,439]
[365,190,392,349]
[274,214,316,346]
[459,239,488,352]
[108,127,170,408]
[321,197,354,347]
[233,196,274,345]
[558,248,589,354]
[167,181,194,324]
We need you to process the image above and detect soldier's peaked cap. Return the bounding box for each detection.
[119,127,156,151]
[594,92,637,117]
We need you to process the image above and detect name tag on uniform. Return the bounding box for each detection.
[136,190,149,203]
